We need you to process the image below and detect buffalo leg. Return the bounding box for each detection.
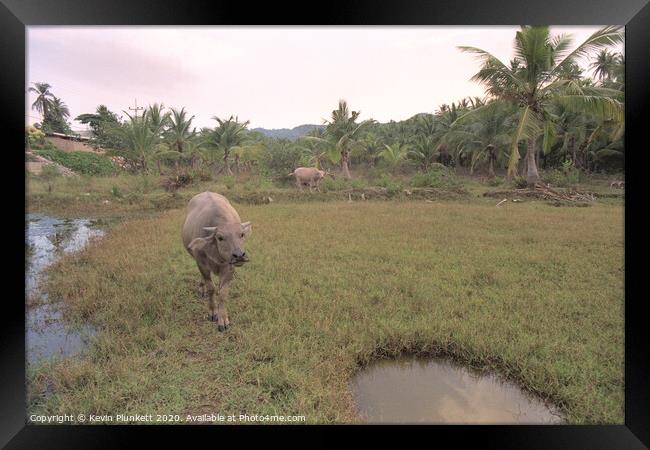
[197,263,217,321]
[216,266,235,332]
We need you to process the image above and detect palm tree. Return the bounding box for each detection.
[379,142,409,168]
[322,100,374,178]
[450,101,516,176]
[589,49,618,81]
[166,107,196,154]
[50,97,70,119]
[459,25,624,186]
[294,136,339,169]
[208,115,250,175]
[406,115,442,171]
[146,103,170,132]
[110,110,165,173]
[29,82,55,119]
[359,132,384,167]
[435,102,468,167]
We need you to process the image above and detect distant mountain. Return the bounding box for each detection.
[251,124,325,140]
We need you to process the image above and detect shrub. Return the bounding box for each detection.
[411,168,462,190]
[242,176,275,191]
[542,168,582,187]
[349,178,368,189]
[377,175,404,195]
[26,126,45,147]
[258,142,305,178]
[40,164,61,180]
[512,176,528,189]
[320,177,352,192]
[487,176,505,187]
[111,186,123,198]
[222,175,236,190]
[189,167,213,182]
[161,172,193,192]
[33,149,115,176]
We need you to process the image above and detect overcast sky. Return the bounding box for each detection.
[26,26,618,131]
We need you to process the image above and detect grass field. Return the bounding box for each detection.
[27,198,624,424]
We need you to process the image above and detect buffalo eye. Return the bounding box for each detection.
[240,233,244,238]
[217,236,224,241]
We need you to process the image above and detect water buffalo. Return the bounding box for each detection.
[288,167,333,192]
[182,192,251,332]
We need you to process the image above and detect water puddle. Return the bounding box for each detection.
[26,213,105,365]
[351,356,563,424]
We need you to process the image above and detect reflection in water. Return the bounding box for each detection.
[26,213,104,365]
[351,357,563,424]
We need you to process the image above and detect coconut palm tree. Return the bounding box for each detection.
[110,110,165,173]
[322,100,375,178]
[590,49,618,81]
[29,82,55,118]
[459,25,624,186]
[359,132,385,167]
[208,115,251,175]
[294,136,339,169]
[166,107,195,154]
[50,97,70,120]
[379,142,409,168]
[406,115,442,171]
[435,102,469,167]
[146,103,170,133]
[450,101,517,176]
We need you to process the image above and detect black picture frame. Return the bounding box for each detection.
[2,0,648,447]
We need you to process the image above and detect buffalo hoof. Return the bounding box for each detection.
[217,324,226,332]
[208,313,218,322]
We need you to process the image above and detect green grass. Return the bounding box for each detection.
[33,148,116,176]
[27,172,473,217]
[28,200,624,424]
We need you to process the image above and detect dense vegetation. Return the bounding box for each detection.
[31,144,115,176]
[28,26,624,188]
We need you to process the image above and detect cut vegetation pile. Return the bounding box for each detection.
[483,185,598,206]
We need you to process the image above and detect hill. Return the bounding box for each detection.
[251,124,324,140]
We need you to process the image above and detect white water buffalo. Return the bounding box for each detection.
[288,167,333,192]
[182,192,252,332]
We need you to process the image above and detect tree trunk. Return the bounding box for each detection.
[222,151,232,175]
[571,137,577,166]
[486,145,495,178]
[341,150,351,179]
[526,138,540,187]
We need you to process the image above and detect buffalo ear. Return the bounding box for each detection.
[187,237,209,255]
[203,226,221,242]
[241,221,252,236]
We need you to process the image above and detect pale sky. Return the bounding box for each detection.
[26,26,618,131]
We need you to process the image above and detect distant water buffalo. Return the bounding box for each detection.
[182,192,252,332]
[288,167,334,192]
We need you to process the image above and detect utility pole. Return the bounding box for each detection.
[129,99,144,118]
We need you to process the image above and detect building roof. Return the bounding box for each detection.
[46,131,91,141]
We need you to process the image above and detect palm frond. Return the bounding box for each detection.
[551,26,623,78]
